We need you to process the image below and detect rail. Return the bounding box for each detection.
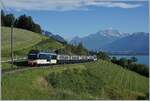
[1,57,27,63]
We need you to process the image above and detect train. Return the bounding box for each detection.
[27,50,97,66]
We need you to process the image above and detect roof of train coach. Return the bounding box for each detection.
[28,50,56,55]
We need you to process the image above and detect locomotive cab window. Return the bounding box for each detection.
[39,54,51,60]
[28,54,37,60]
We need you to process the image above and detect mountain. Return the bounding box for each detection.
[70,29,129,50]
[70,29,148,54]
[42,30,66,44]
[101,32,149,54]
[42,30,53,37]
[98,29,129,38]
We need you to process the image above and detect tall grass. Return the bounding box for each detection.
[2,60,149,100]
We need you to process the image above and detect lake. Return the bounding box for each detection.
[110,55,149,66]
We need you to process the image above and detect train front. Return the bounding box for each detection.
[27,50,57,66]
[28,52,38,66]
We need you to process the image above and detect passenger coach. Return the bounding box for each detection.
[27,50,97,66]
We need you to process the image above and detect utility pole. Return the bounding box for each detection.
[0,0,14,69]
[10,21,14,69]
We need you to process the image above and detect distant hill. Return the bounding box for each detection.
[101,32,149,54]
[42,30,66,44]
[70,29,129,50]
[2,27,63,59]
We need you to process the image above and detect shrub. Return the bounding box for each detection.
[46,68,104,96]
[111,57,149,77]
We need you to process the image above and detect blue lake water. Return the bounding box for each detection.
[110,55,149,67]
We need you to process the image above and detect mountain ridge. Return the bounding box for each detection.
[42,30,66,44]
[70,29,149,54]
[101,32,149,54]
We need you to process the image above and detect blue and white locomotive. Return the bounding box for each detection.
[27,50,97,66]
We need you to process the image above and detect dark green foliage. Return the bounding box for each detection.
[96,51,111,61]
[111,57,117,63]
[118,58,128,67]
[1,10,41,33]
[127,64,149,77]
[15,15,41,33]
[137,92,149,100]
[15,15,33,30]
[88,51,97,55]
[1,10,15,27]
[130,57,138,63]
[111,57,149,77]
[32,23,42,33]
[5,14,15,26]
[1,10,5,26]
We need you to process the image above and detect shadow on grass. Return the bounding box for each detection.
[13,61,29,67]
[2,61,31,73]
[136,92,149,100]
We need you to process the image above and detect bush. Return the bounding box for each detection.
[46,68,104,96]
[96,51,110,61]
[128,64,149,77]
[111,57,149,77]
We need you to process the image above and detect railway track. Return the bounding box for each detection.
[2,61,94,74]
[2,63,62,74]
[1,57,27,63]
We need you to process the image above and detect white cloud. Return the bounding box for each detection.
[1,0,143,11]
[85,1,143,9]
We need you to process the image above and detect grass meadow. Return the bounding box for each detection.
[2,60,149,100]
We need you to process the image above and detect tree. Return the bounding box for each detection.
[118,58,128,67]
[1,11,42,33]
[130,57,138,63]
[16,14,32,30]
[111,56,117,63]
[32,23,42,33]
[4,14,15,27]
[77,42,82,49]
[1,10,5,26]
[97,51,110,61]
[15,14,41,33]
[76,42,88,55]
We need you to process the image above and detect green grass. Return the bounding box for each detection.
[2,60,149,100]
[2,27,63,60]
[1,27,149,100]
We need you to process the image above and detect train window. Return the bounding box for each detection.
[39,54,50,60]
[51,55,57,59]
[28,54,37,60]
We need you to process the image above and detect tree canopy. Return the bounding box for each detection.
[1,10,42,33]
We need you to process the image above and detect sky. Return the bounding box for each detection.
[1,0,149,40]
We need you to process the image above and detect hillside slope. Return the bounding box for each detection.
[2,60,149,100]
[2,27,63,59]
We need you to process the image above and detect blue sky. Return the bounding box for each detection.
[2,0,149,40]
